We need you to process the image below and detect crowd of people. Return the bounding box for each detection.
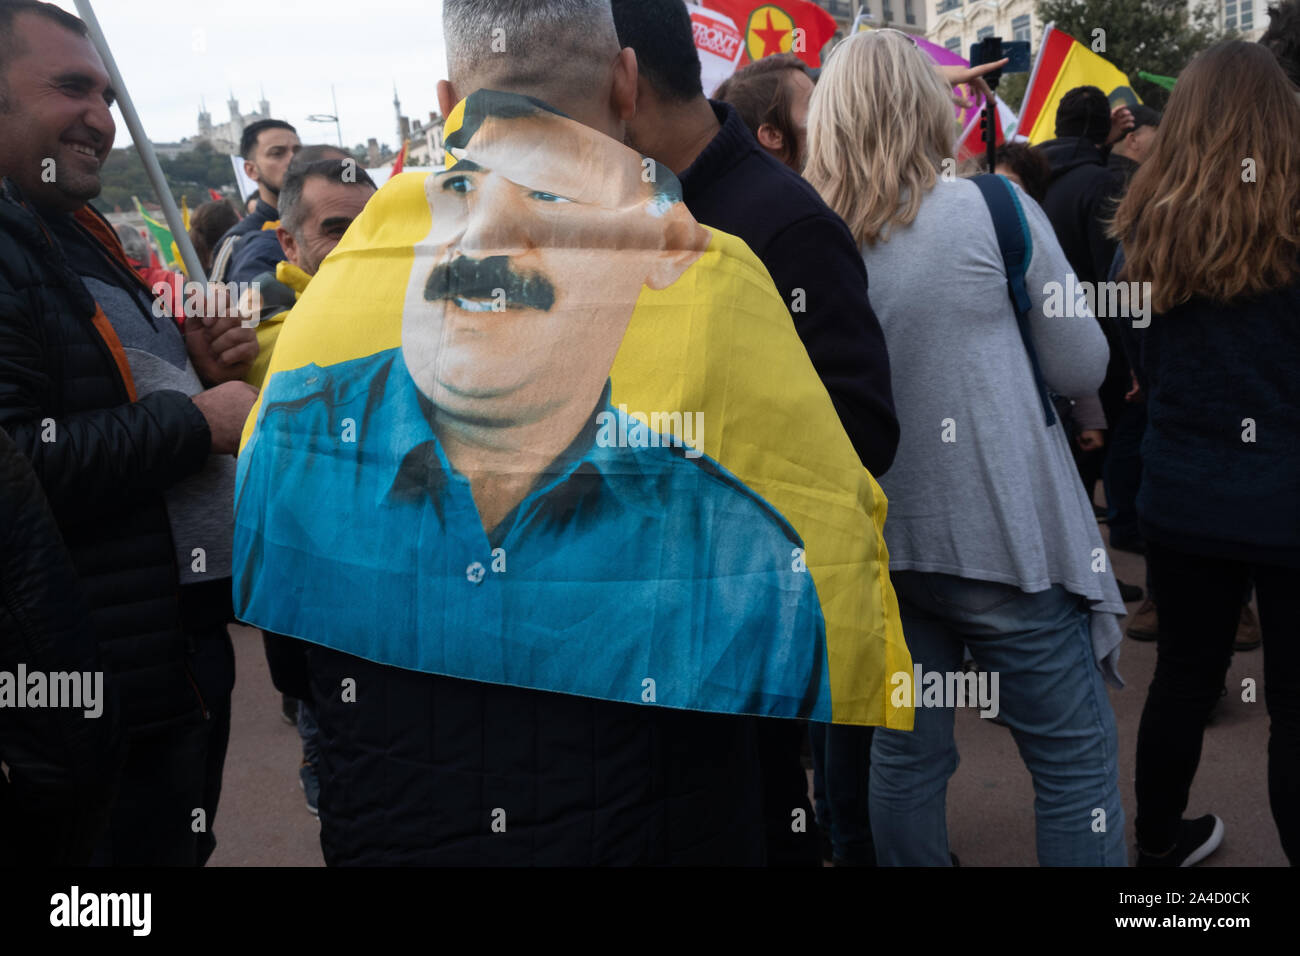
[0,0,1297,868]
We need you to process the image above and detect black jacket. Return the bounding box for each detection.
[1038,137,1129,417]
[1121,278,1300,568]
[679,102,899,477]
[0,425,122,865]
[0,179,211,731]
[266,638,766,865]
[1107,151,1141,188]
[1037,137,1123,285]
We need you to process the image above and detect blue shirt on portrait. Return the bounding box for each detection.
[234,348,831,720]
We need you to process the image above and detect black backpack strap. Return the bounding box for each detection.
[972,173,1057,427]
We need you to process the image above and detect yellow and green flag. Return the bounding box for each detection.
[131,195,181,271]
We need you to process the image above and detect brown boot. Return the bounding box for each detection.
[1234,605,1261,651]
[1127,599,1159,641]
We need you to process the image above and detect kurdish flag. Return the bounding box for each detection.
[702,0,839,68]
[233,89,912,728]
[1018,23,1141,145]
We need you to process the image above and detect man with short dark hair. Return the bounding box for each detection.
[213,118,301,283]
[612,0,896,477]
[0,0,258,865]
[611,0,899,867]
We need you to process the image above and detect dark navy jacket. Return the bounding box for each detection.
[1123,277,1300,568]
[216,197,284,284]
[679,102,898,477]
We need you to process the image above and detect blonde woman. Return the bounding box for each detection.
[805,29,1127,866]
[1112,41,1300,867]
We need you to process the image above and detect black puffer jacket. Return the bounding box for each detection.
[1037,137,1123,285]
[0,425,122,865]
[267,638,767,865]
[0,180,211,730]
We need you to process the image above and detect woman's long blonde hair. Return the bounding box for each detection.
[805,29,956,246]
[1111,41,1300,312]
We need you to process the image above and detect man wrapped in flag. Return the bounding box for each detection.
[239,90,832,718]
[234,0,907,865]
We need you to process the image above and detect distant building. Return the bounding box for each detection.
[815,0,926,32]
[197,92,274,155]
[1220,0,1266,40]
[927,0,1263,65]
[926,0,1037,62]
[392,87,445,167]
[149,142,192,160]
[405,113,445,166]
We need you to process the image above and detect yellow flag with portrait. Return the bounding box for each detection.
[234,89,911,727]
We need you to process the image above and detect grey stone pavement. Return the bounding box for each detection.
[208,525,1287,867]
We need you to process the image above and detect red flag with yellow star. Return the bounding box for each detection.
[702,0,838,68]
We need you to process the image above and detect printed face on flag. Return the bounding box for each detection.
[233,89,913,727]
[403,96,708,426]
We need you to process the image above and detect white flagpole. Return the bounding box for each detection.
[73,0,208,286]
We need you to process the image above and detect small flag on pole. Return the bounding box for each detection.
[1138,70,1177,92]
[132,195,179,270]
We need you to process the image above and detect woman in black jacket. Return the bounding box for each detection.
[1112,41,1300,867]
[0,425,121,866]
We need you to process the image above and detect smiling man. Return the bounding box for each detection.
[0,0,258,865]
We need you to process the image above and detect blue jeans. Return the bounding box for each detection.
[870,572,1126,866]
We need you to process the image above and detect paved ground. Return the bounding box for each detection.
[208,527,1286,867]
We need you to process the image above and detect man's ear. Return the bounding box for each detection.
[644,208,710,291]
[276,226,300,269]
[611,47,638,126]
[756,123,785,155]
[436,80,459,122]
[244,158,260,183]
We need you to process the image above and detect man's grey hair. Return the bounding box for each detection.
[443,0,621,112]
[279,158,376,238]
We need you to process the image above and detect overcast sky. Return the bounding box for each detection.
[53,0,449,150]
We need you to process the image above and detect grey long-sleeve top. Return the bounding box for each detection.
[860,177,1125,685]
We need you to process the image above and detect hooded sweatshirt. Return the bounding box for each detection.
[1036,137,1122,285]
[1037,137,1129,418]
